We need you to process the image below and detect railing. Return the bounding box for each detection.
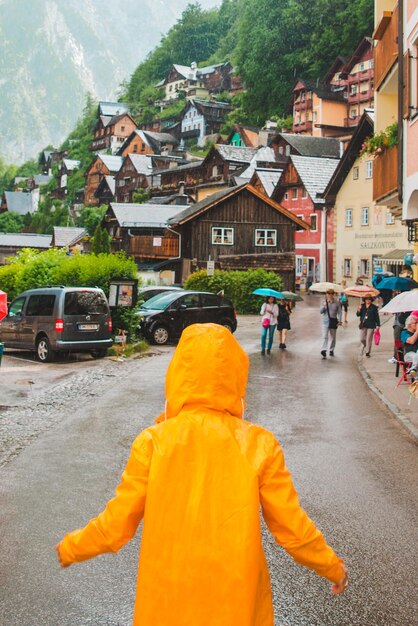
[374,4,398,90]
[347,68,373,82]
[293,99,313,112]
[292,120,313,133]
[373,145,398,203]
[347,90,374,104]
[129,235,179,258]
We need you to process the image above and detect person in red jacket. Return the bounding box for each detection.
[57,323,347,626]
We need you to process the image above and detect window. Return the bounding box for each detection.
[366,160,373,179]
[212,227,234,245]
[178,294,200,308]
[64,292,108,315]
[296,256,303,276]
[301,187,308,198]
[350,109,357,119]
[285,145,291,156]
[291,187,298,200]
[310,214,317,231]
[312,111,317,122]
[350,84,357,95]
[118,180,125,187]
[361,207,369,225]
[344,258,352,277]
[26,295,55,316]
[386,210,395,225]
[8,297,25,318]
[353,166,359,180]
[360,62,365,71]
[296,215,304,231]
[121,126,125,132]
[133,145,137,153]
[284,191,289,200]
[278,146,284,154]
[360,259,370,277]
[345,208,353,227]
[255,229,277,246]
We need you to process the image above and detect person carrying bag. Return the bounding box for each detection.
[319,289,342,359]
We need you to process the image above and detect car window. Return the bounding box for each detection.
[141,292,182,310]
[200,294,221,307]
[179,294,201,308]
[26,294,56,316]
[64,291,108,315]
[8,297,26,317]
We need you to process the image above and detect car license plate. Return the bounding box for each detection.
[78,323,99,331]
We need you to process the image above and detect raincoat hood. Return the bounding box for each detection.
[158,323,249,422]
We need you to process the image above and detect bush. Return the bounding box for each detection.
[184,269,283,314]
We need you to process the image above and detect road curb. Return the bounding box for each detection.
[357,356,418,442]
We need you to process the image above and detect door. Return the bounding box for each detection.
[0,296,26,347]
[170,293,202,337]
[307,258,315,289]
[20,293,56,348]
[62,290,110,343]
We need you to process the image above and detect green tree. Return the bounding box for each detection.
[75,205,107,236]
[0,211,24,233]
[92,225,110,254]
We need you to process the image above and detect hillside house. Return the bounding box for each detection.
[270,134,343,161]
[227,124,260,147]
[51,226,87,252]
[158,62,234,102]
[180,99,232,147]
[95,176,116,206]
[84,155,123,206]
[272,155,339,288]
[114,154,154,203]
[0,190,38,215]
[118,130,178,157]
[90,112,137,154]
[54,158,81,199]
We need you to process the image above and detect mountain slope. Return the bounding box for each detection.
[0,0,220,163]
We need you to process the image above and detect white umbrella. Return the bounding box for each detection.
[380,289,418,313]
[308,282,343,293]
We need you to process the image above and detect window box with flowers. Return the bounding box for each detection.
[360,122,398,157]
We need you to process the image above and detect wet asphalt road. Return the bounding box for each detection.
[0,295,417,626]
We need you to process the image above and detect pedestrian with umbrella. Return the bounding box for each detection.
[252,289,283,355]
[356,295,380,357]
[320,289,342,358]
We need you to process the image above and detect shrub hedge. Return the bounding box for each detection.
[184,268,283,314]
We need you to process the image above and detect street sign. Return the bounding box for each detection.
[207,260,215,276]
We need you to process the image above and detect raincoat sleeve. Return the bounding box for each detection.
[58,430,153,566]
[259,438,344,584]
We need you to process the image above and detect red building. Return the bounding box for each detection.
[272,155,339,288]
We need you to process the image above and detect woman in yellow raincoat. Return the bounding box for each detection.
[57,323,347,625]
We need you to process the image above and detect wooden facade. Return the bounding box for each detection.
[114,155,150,203]
[91,113,137,153]
[172,185,307,288]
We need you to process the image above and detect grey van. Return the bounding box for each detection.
[0,286,113,362]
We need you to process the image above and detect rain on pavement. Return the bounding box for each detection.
[0,295,417,625]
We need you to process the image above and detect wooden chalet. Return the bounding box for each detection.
[84,155,123,206]
[166,183,308,287]
[114,154,153,203]
[95,176,116,206]
[159,62,235,102]
[118,130,178,158]
[90,112,137,154]
[55,158,81,199]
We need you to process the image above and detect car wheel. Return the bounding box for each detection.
[91,349,108,359]
[36,336,55,363]
[152,325,169,345]
[220,319,234,332]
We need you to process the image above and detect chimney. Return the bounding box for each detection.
[176,181,189,205]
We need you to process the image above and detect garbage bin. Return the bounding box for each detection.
[0,342,4,366]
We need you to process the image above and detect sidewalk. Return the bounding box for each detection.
[357,317,418,440]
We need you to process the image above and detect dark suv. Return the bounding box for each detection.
[138,290,237,345]
[0,287,113,362]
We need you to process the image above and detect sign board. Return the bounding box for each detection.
[153,237,162,247]
[207,260,215,276]
[108,279,138,308]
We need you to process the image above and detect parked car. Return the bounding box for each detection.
[0,286,113,362]
[137,290,237,345]
[138,285,184,303]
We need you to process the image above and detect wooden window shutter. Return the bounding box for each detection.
[403,51,411,120]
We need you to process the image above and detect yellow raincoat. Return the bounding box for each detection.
[58,323,344,625]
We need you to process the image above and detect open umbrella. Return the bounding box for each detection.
[281,291,304,302]
[344,285,380,298]
[252,288,284,299]
[376,276,418,292]
[308,282,343,293]
[0,290,7,321]
[380,290,418,313]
